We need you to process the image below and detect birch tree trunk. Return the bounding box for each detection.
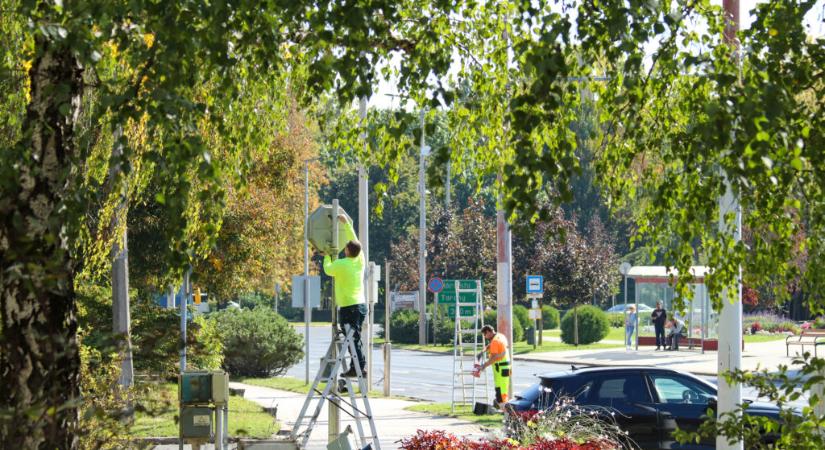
[0,34,84,449]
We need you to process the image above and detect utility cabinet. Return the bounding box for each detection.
[179,370,229,449]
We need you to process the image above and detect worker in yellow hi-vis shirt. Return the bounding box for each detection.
[474,324,510,407]
[322,214,366,378]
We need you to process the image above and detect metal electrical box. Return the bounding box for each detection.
[181,406,214,438]
[179,370,230,449]
[181,371,213,404]
[307,205,353,255]
[212,371,229,404]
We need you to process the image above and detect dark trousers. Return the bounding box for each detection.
[667,332,681,350]
[655,325,666,348]
[339,303,367,369]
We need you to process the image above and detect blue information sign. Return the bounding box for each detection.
[526,275,543,294]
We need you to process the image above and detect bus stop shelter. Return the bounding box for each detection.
[625,266,718,352]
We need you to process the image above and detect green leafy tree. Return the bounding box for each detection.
[0,1,471,446]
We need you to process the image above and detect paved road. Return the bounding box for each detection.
[286,326,806,405]
[287,326,567,402]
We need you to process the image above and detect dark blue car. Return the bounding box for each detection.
[506,366,784,450]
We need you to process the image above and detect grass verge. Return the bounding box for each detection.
[131,382,278,438]
[404,403,503,429]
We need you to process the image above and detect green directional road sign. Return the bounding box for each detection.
[436,280,481,318]
[446,304,477,319]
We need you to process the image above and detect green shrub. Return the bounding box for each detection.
[560,305,610,345]
[78,283,223,378]
[483,309,524,343]
[380,309,420,344]
[379,307,461,345]
[214,308,303,377]
[541,306,560,329]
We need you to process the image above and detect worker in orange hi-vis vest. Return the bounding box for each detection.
[474,324,511,407]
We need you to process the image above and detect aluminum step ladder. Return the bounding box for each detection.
[290,326,380,450]
[451,281,489,413]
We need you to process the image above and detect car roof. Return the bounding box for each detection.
[537,365,688,381]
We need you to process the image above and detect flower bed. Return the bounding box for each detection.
[398,430,618,450]
[743,313,800,335]
[400,399,626,450]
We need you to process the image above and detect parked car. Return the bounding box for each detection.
[507,366,783,450]
[606,304,654,313]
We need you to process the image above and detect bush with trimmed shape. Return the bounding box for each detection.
[560,305,610,345]
[214,308,302,377]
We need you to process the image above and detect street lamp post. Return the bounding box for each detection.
[303,157,319,384]
[418,108,427,345]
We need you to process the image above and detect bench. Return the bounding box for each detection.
[786,331,825,357]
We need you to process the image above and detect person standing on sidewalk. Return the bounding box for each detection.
[625,305,637,347]
[322,214,367,377]
[475,325,510,407]
[651,301,668,350]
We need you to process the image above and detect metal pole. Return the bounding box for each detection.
[418,109,428,345]
[718,1,743,448]
[304,160,311,384]
[367,262,375,388]
[358,96,371,378]
[329,199,340,443]
[634,281,639,351]
[623,275,628,350]
[180,268,190,372]
[383,262,391,397]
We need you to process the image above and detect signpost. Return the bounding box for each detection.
[526,275,543,348]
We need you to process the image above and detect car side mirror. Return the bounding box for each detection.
[707,397,718,411]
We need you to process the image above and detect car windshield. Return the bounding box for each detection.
[650,374,715,405]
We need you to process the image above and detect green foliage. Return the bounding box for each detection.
[541,306,560,329]
[77,282,223,378]
[76,344,132,449]
[381,309,422,344]
[560,306,610,345]
[213,308,302,377]
[513,304,530,342]
[380,309,454,345]
[484,308,524,343]
[675,354,825,449]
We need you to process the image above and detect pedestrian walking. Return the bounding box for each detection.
[651,301,668,350]
[321,214,367,377]
[475,325,510,408]
[625,305,637,347]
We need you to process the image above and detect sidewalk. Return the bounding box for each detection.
[516,338,798,376]
[230,382,488,450]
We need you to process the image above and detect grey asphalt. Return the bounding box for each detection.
[286,326,567,402]
[287,326,799,404]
